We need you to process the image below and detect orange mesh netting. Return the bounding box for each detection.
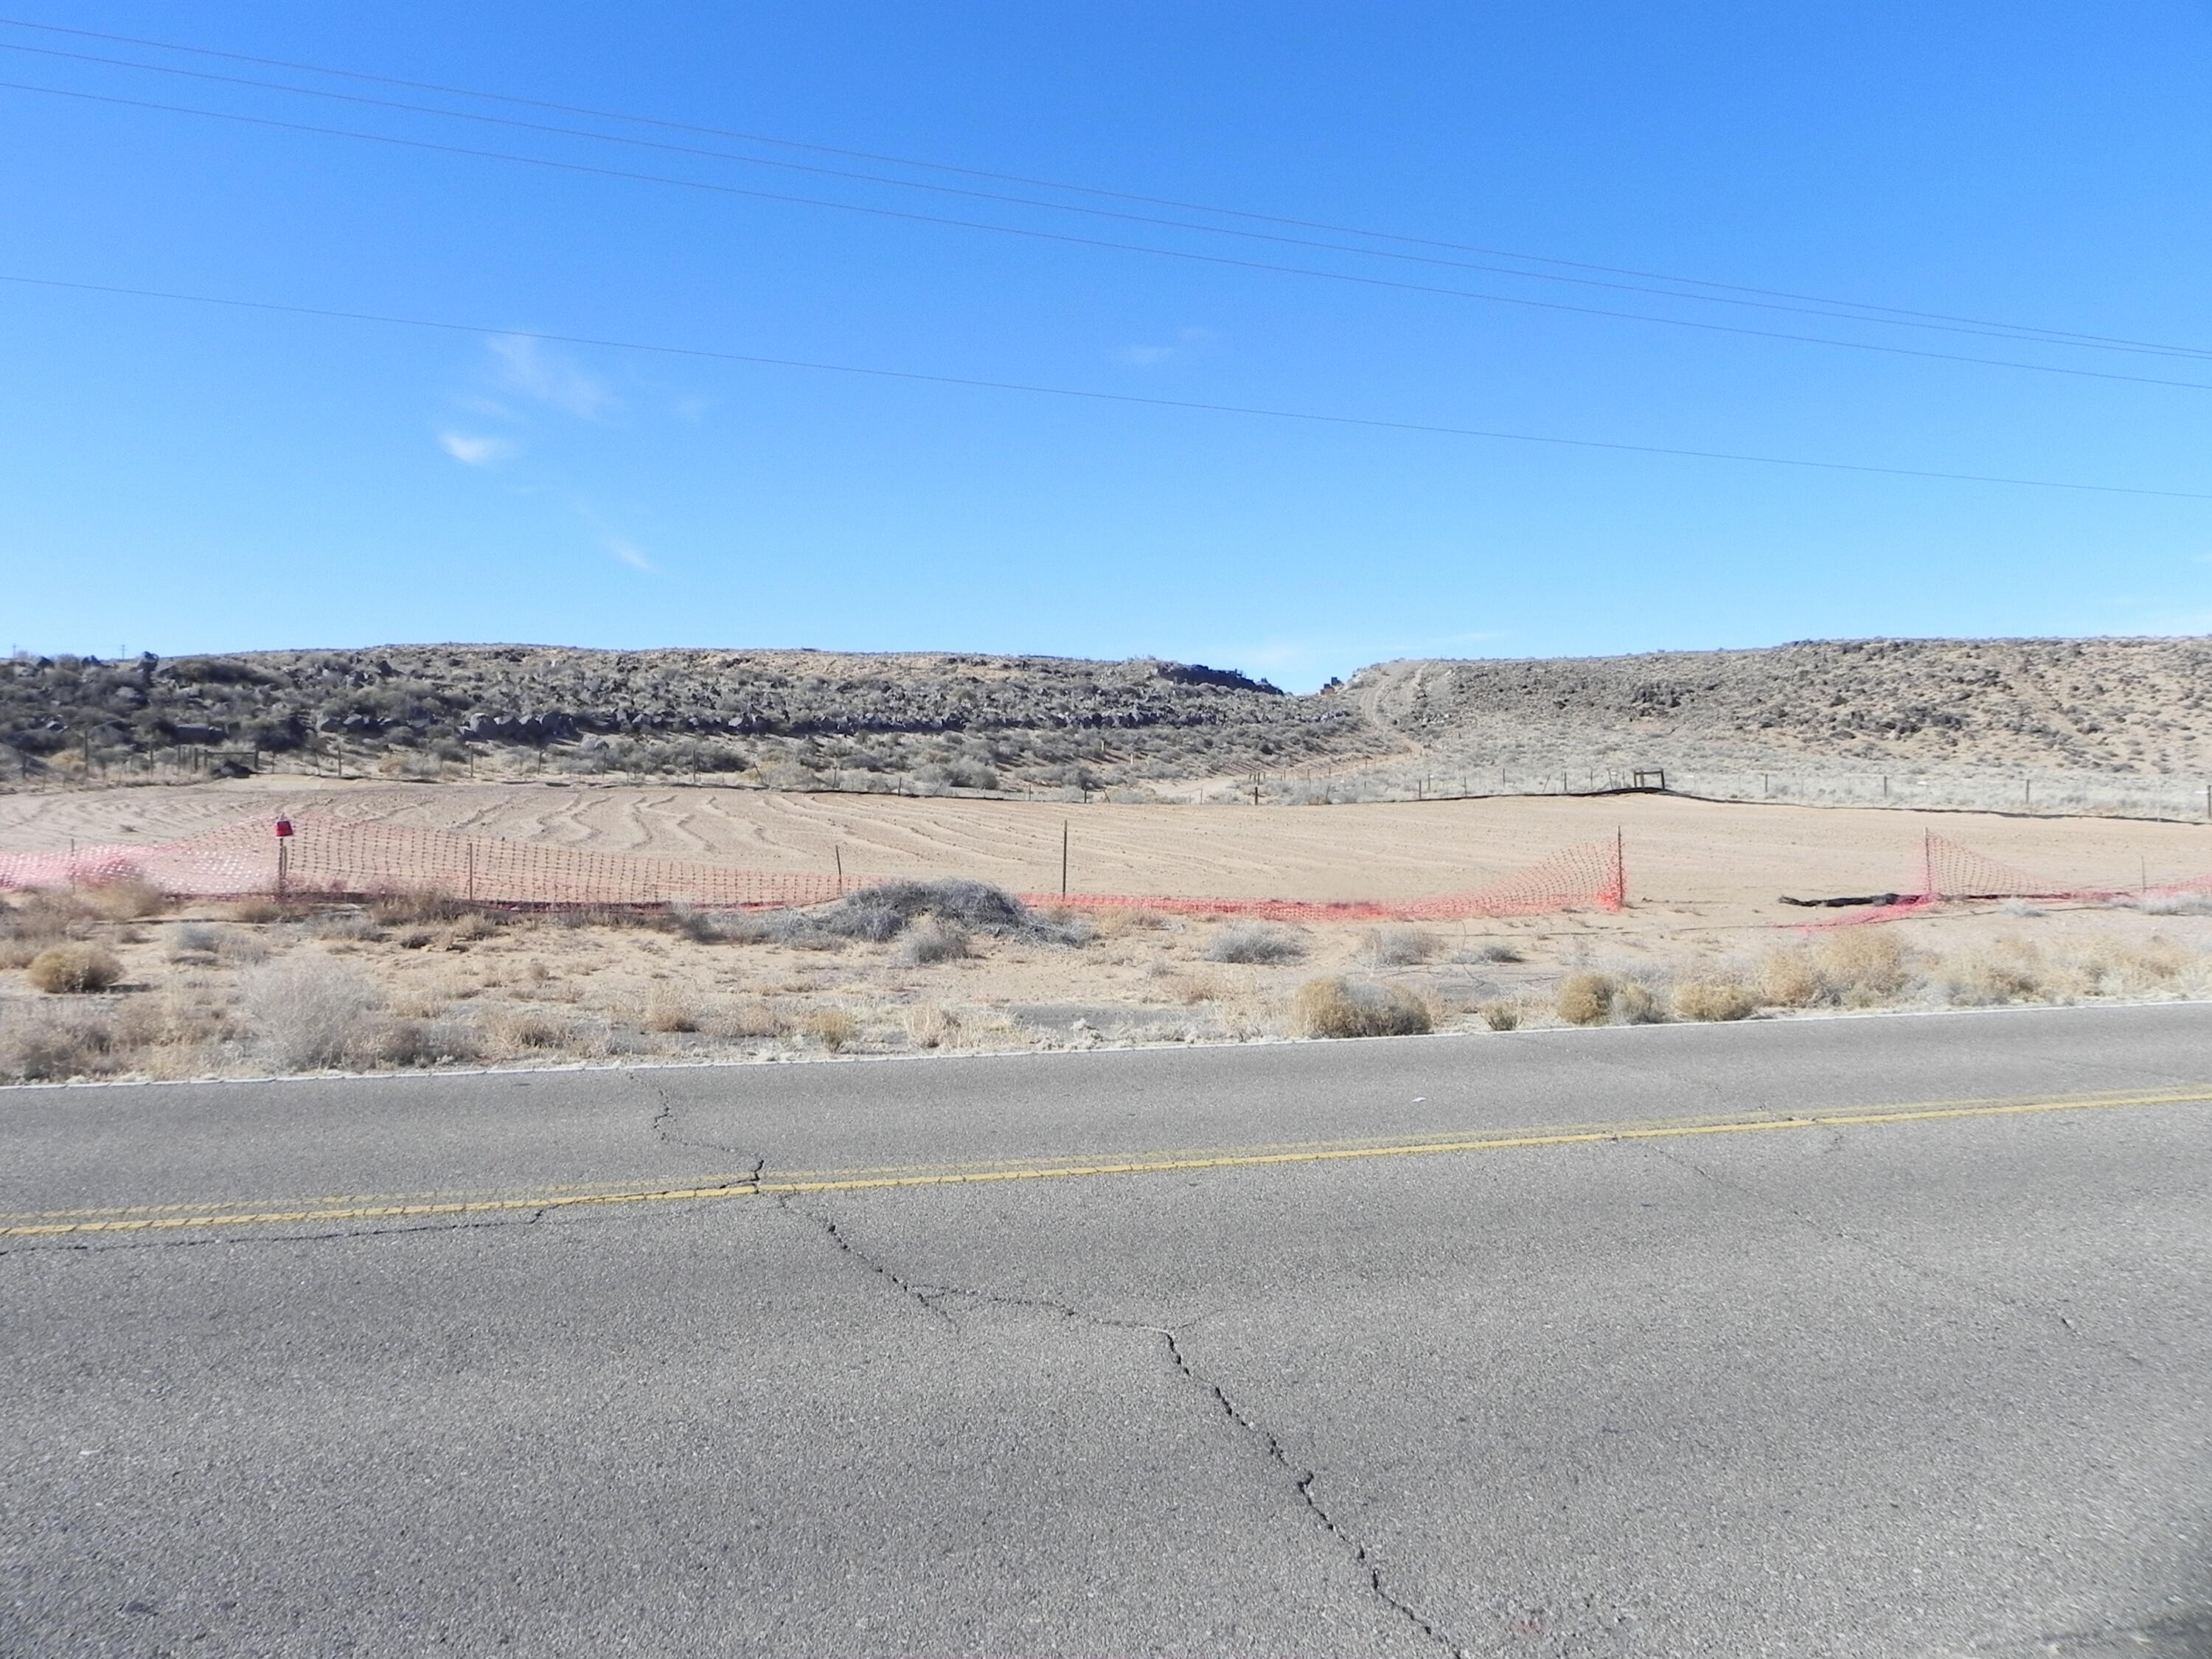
[0,818,841,908]
[1919,833,2118,902]
[0,818,1624,919]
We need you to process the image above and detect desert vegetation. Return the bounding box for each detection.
[5,866,2210,1082]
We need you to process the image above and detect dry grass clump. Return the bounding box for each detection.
[238,954,379,1069]
[802,1007,860,1051]
[904,1001,959,1049]
[27,943,124,994]
[642,988,700,1032]
[1206,923,1305,964]
[1613,981,1666,1024]
[497,1010,576,1051]
[1759,930,1915,1009]
[1293,975,1433,1039]
[1368,926,1443,966]
[356,1016,485,1068]
[1088,906,1171,937]
[0,892,90,968]
[0,1004,119,1081]
[226,896,285,925]
[82,879,167,920]
[1556,970,1615,1026]
[1674,979,1759,1022]
[1479,999,1521,1031]
[705,1001,784,1040]
[1933,939,2051,1006]
[895,919,972,966]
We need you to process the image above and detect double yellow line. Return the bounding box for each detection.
[5,1085,2206,1239]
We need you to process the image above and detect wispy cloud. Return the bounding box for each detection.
[604,538,659,574]
[489,335,616,418]
[1116,326,1217,369]
[439,431,518,467]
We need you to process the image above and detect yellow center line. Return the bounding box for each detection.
[4,1085,2207,1239]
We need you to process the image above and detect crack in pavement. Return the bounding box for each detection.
[775,1206,1465,1656]
[633,1071,762,1158]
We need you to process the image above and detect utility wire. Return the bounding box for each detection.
[3,271,2206,501]
[10,75,2212,400]
[0,13,2196,361]
[7,35,2209,364]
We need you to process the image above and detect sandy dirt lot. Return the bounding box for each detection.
[5,779,2209,911]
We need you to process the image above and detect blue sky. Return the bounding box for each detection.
[4,2,2212,689]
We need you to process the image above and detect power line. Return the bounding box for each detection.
[3,270,2206,501]
[7,35,2210,365]
[0,13,2197,363]
[11,75,2212,400]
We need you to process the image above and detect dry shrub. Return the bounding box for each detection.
[0,1004,119,1081]
[1936,940,2048,1006]
[706,1001,783,1040]
[802,1007,860,1051]
[644,989,700,1032]
[1674,979,1759,1022]
[1556,970,1615,1026]
[1479,999,1521,1032]
[501,1011,574,1051]
[369,890,467,925]
[238,954,379,1070]
[1615,981,1666,1024]
[1368,926,1442,966]
[27,943,124,994]
[905,1001,959,1049]
[359,1017,484,1068]
[1169,970,1225,1005]
[1206,923,1304,964]
[895,919,972,966]
[226,896,285,925]
[2070,940,2190,997]
[1293,975,1433,1039]
[1760,930,1914,1009]
[1471,941,1525,964]
[83,879,167,920]
[449,912,502,943]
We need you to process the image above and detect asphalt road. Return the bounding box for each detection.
[4,1005,2211,1658]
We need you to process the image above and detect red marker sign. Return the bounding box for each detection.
[274,818,293,838]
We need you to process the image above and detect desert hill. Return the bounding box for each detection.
[0,644,1382,790]
[5,636,2208,797]
[1353,636,2212,778]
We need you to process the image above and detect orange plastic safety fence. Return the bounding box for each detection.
[0,819,1625,920]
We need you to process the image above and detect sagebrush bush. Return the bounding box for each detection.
[83,880,167,920]
[0,1005,119,1081]
[239,954,379,1070]
[644,990,700,1032]
[1206,924,1304,964]
[1293,975,1433,1039]
[905,1001,958,1048]
[1479,999,1521,1031]
[1674,979,1759,1022]
[1368,927,1442,966]
[706,1001,783,1040]
[1556,970,1615,1026]
[1615,981,1666,1024]
[802,1007,859,1051]
[895,919,971,965]
[27,943,124,994]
